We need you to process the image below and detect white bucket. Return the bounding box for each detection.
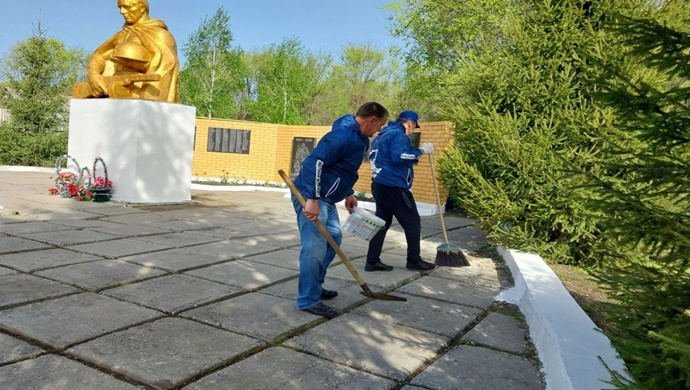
[342,206,385,241]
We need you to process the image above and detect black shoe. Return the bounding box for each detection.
[365,262,394,272]
[302,302,339,319]
[406,260,436,271]
[321,289,338,300]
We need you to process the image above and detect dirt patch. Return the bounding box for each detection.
[548,264,618,333]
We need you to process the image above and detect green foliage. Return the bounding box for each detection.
[180,7,248,119]
[0,23,84,135]
[0,122,67,166]
[584,9,690,389]
[396,0,689,386]
[427,0,634,265]
[388,0,521,119]
[0,21,83,166]
[247,37,326,125]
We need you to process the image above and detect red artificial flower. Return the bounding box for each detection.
[48,188,59,195]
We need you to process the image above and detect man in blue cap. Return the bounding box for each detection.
[365,110,436,272]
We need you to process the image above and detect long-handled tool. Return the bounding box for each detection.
[428,155,470,267]
[278,169,406,302]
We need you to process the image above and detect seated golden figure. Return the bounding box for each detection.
[73,0,180,103]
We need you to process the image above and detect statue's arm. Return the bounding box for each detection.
[86,36,120,96]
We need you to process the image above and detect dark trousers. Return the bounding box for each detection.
[366,181,422,265]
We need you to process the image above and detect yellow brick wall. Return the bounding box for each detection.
[193,118,455,205]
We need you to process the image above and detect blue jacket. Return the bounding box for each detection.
[369,121,423,189]
[294,114,369,203]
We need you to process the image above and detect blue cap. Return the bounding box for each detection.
[397,110,421,128]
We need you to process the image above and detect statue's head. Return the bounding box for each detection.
[118,0,149,25]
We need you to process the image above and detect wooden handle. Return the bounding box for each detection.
[278,170,372,292]
[429,155,450,244]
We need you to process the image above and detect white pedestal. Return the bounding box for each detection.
[68,99,196,203]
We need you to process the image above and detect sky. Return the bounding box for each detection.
[0,0,404,65]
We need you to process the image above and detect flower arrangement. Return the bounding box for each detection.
[88,157,113,202]
[48,155,113,202]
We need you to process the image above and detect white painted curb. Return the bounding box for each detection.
[0,166,54,173]
[495,247,629,390]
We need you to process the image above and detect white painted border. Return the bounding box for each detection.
[495,247,630,390]
[0,166,54,173]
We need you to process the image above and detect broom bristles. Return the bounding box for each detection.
[435,246,471,267]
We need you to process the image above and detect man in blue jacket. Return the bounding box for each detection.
[292,102,389,318]
[365,110,436,272]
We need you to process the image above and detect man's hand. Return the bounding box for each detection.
[303,199,320,221]
[344,194,358,213]
[420,142,434,155]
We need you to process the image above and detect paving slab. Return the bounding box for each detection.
[0,248,102,272]
[173,214,254,229]
[86,223,171,237]
[66,237,172,258]
[100,212,179,224]
[244,248,301,270]
[138,219,223,232]
[0,293,162,349]
[119,248,230,272]
[0,354,142,390]
[0,221,66,235]
[131,231,224,248]
[0,266,17,275]
[18,229,119,246]
[67,318,264,389]
[185,259,298,291]
[182,293,315,342]
[191,224,291,240]
[326,258,421,290]
[182,239,279,259]
[352,293,483,338]
[383,242,439,261]
[104,274,243,314]
[285,313,450,381]
[239,231,302,249]
[258,276,365,311]
[420,215,477,231]
[430,256,503,288]
[79,206,150,217]
[0,236,52,254]
[35,260,167,291]
[0,332,45,365]
[464,312,529,354]
[340,236,400,255]
[410,345,543,390]
[47,219,126,229]
[227,220,296,235]
[186,347,396,390]
[0,274,79,310]
[398,275,500,309]
[442,226,490,253]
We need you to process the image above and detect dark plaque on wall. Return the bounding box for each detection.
[290,137,315,179]
[207,128,251,154]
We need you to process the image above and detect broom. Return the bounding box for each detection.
[428,154,470,267]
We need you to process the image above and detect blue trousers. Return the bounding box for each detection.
[291,194,342,310]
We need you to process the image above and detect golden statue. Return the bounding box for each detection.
[73,0,180,103]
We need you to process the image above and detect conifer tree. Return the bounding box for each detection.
[586,10,690,388]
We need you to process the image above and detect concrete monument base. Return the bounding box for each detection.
[68,99,196,203]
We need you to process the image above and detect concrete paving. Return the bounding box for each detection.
[0,170,545,390]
